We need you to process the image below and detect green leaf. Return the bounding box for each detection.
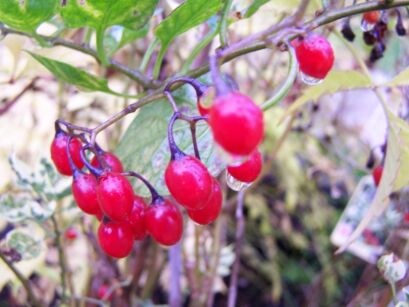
[280,70,372,122]
[28,52,137,97]
[155,0,223,49]
[244,0,270,18]
[6,229,42,260]
[0,0,58,32]
[337,106,409,253]
[61,0,158,30]
[115,84,224,197]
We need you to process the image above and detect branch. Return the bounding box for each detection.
[0,252,41,307]
[0,24,158,89]
[169,242,182,307]
[0,77,39,116]
[227,191,246,307]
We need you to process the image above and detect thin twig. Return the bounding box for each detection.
[169,242,183,307]
[0,77,39,116]
[0,24,158,89]
[227,191,246,307]
[0,252,41,307]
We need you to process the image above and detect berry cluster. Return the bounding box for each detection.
[341,9,406,63]
[50,75,265,258]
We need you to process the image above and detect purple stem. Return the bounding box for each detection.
[65,136,81,178]
[209,54,229,96]
[164,77,208,99]
[80,146,103,177]
[167,112,186,161]
[123,171,161,203]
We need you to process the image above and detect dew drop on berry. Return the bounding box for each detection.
[361,20,375,32]
[300,72,323,86]
[226,172,252,191]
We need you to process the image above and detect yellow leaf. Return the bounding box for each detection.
[280,70,372,122]
[384,67,409,87]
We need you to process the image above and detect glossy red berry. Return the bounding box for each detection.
[404,213,409,223]
[64,227,79,241]
[97,284,113,301]
[97,173,134,221]
[91,152,124,173]
[98,220,134,258]
[187,178,222,225]
[227,149,263,183]
[295,34,334,79]
[363,11,380,24]
[72,172,102,216]
[128,196,147,240]
[209,92,264,156]
[145,199,183,246]
[50,134,84,176]
[372,165,383,187]
[165,155,212,210]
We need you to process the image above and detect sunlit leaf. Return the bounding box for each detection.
[0,0,59,32]
[6,229,42,260]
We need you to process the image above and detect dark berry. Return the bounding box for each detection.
[227,149,262,183]
[128,196,147,240]
[50,134,84,176]
[97,173,134,221]
[363,31,377,45]
[363,11,380,24]
[64,227,79,241]
[294,34,334,79]
[165,155,212,210]
[209,92,264,156]
[341,21,355,42]
[72,172,102,216]
[372,165,383,186]
[187,178,222,225]
[91,152,124,173]
[145,199,183,246]
[98,220,134,258]
[370,42,385,62]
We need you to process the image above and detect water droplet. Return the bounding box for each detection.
[226,172,251,192]
[361,20,375,32]
[300,72,323,86]
[214,144,247,166]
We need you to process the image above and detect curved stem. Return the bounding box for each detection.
[261,46,298,111]
[80,146,103,177]
[219,0,233,47]
[181,26,218,74]
[65,136,80,177]
[123,171,161,202]
[140,38,159,72]
[209,54,229,96]
[164,77,208,99]
[167,112,185,160]
[0,252,41,307]
[164,91,179,113]
[96,28,109,66]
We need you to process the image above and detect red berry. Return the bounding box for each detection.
[295,34,334,79]
[145,199,183,246]
[404,213,409,223]
[372,165,383,186]
[187,178,222,225]
[97,284,113,301]
[209,92,264,156]
[91,152,124,173]
[50,134,84,176]
[98,220,134,258]
[97,173,134,221]
[227,149,262,183]
[363,11,380,24]
[64,227,79,241]
[128,196,147,240]
[72,173,102,216]
[165,155,212,210]
[95,211,103,221]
